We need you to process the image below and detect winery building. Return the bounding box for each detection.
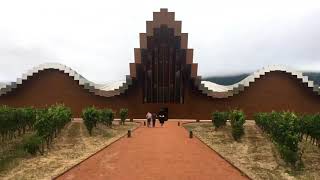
[0,9,319,119]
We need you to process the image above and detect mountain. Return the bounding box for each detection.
[304,72,320,85]
[203,72,320,86]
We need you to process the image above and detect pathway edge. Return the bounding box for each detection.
[182,121,252,180]
[52,121,142,180]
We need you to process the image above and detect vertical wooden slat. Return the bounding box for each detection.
[141,25,191,104]
[156,47,159,103]
[144,51,148,103]
[149,48,153,102]
[168,47,171,102]
[163,43,165,103]
[174,50,178,103]
[180,70,183,103]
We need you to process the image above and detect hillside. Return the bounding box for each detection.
[203,72,320,85]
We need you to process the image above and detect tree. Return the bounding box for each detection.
[212,111,228,129]
[119,108,128,125]
[82,107,100,135]
[100,109,115,127]
[229,110,245,141]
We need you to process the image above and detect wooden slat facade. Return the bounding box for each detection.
[141,25,187,103]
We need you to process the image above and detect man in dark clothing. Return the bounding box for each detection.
[152,113,157,127]
[158,110,166,127]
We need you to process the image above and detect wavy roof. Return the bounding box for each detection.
[195,65,320,98]
[0,63,132,97]
[0,63,319,98]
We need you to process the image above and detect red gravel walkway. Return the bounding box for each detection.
[57,121,248,180]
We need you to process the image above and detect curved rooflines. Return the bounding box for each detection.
[0,63,132,97]
[195,65,320,98]
[1,63,319,99]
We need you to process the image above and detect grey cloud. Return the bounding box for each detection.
[0,41,58,82]
[0,1,319,83]
[197,11,320,77]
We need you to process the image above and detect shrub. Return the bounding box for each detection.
[0,105,71,154]
[0,106,14,140]
[312,114,320,147]
[119,108,128,125]
[23,135,42,155]
[48,104,72,136]
[212,111,228,129]
[12,108,27,136]
[229,110,245,141]
[34,104,72,149]
[82,107,100,135]
[255,111,302,168]
[0,106,37,141]
[25,107,37,130]
[278,144,299,166]
[34,109,51,147]
[100,109,114,127]
[300,114,320,146]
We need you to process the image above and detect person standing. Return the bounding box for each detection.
[152,113,157,127]
[146,112,152,127]
[158,110,166,127]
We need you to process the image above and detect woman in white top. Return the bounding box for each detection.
[146,112,152,127]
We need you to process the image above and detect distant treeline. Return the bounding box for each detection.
[203,72,320,85]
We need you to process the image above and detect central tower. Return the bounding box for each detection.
[130,8,198,104]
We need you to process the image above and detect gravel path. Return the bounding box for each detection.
[57,121,248,180]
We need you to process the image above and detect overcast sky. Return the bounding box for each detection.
[0,0,320,83]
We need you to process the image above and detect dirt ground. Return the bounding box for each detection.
[0,121,138,180]
[184,121,320,180]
